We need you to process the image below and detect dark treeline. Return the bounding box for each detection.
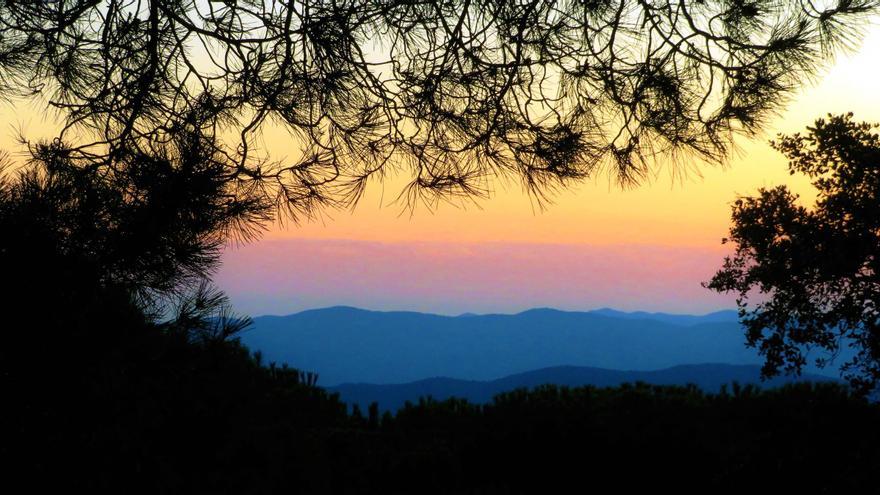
[372,382,880,493]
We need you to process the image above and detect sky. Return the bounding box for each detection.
[5,24,880,317]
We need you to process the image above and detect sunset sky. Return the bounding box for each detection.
[5,25,880,317]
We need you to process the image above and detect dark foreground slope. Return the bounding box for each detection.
[331,363,840,412]
[9,329,879,494]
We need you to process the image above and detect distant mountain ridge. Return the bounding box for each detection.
[587,307,739,326]
[241,306,845,386]
[329,363,841,413]
[270,305,741,324]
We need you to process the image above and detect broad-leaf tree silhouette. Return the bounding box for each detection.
[706,113,880,395]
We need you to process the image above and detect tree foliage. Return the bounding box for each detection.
[0,0,874,218]
[706,113,880,394]
[0,141,344,491]
[0,119,266,327]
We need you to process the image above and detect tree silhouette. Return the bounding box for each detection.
[705,113,880,395]
[0,0,874,218]
[4,3,879,490]
[0,119,266,330]
[0,140,351,490]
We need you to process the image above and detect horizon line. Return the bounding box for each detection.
[250,304,740,320]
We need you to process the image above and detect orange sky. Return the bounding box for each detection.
[216,26,880,316]
[4,28,879,249]
[248,26,880,249]
[5,25,880,315]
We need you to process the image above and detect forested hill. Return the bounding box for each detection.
[238,306,844,386]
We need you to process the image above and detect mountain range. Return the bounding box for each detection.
[240,306,843,386]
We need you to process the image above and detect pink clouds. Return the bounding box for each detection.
[215,238,737,316]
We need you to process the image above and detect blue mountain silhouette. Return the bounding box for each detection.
[241,306,842,385]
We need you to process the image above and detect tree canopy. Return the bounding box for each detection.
[0,0,875,219]
[706,113,880,395]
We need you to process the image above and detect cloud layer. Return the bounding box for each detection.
[217,238,736,316]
